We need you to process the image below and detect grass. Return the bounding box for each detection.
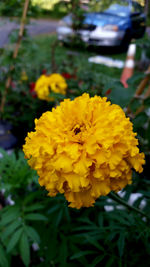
[20,32,150,86]
[20,34,129,82]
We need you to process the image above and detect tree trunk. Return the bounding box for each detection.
[144,0,150,15]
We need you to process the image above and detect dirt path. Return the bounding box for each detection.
[0,17,59,48]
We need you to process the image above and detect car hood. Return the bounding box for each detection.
[84,12,127,27]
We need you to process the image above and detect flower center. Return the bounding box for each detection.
[74,127,81,135]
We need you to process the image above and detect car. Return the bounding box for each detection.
[56,0,146,48]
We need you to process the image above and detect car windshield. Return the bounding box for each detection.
[104,3,130,17]
[90,0,131,17]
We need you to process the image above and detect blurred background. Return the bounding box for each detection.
[1,1,150,267]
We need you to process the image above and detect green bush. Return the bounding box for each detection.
[0,149,150,266]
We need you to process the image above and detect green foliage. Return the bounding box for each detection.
[0,150,150,266]
[0,0,68,18]
[0,0,42,17]
[0,0,24,16]
[0,149,38,198]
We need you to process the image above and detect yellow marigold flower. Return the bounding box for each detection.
[34,73,67,101]
[23,93,145,209]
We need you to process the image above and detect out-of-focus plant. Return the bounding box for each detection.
[0,0,40,17]
[62,0,86,48]
[0,0,30,118]
[0,148,150,266]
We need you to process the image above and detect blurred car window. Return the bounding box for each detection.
[104,4,130,17]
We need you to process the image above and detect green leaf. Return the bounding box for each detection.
[55,209,63,227]
[49,92,65,100]
[25,213,47,221]
[146,122,150,146]
[85,236,104,251]
[59,236,68,266]
[24,204,44,212]
[144,97,150,107]
[47,205,60,215]
[91,254,105,267]
[118,233,125,257]
[70,250,95,260]
[20,232,30,267]
[133,112,148,129]
[23,191,43,205]
[108,213,131,226]
[127,73,145,85]
[139,190,150,198]
[0,244,9,267]
[130,98,141,113]
[105,257,115,267]
[0,208,20,226]
[98,214,104,227]
[109,85,134,108]
[7,227,23,253]
[77,217,93,225]
[64,206,71,222]
[25,226,40,244]
[1,220,21,241]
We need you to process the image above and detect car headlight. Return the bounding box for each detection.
[103,25,119,31]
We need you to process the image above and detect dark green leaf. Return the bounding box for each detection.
[24,204,44,212]
[133,196,144,208]
[25,226,40,244]
[139,190,150,198]
[59,236,68,266]
[85,236,104,251]
[0,208,20,226]
[91,254,105,267]
[109,83,134,107]
[47,205,60,215]
[55,209,63,227]
[1,220,21,241]
[20,232,30,267]
[118,233,125,257]
[49,92,65,100]
[25,213,47,221]
[146,122,150,146]
[23,191,43,205]
[130,98,141,113]
[98,214,104,227]
[144,97,150,107]
[70,250,96,260]
[0,244,9,267]
[127,73,145,85]
[7,227,23,253]
[105,257,115,267]
[133,112,148,129]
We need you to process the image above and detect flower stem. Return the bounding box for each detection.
[0,0,30,116]
[109,192,149,219]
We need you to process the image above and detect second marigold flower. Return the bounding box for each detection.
[23,93,145,209]
[34,73,67,101]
